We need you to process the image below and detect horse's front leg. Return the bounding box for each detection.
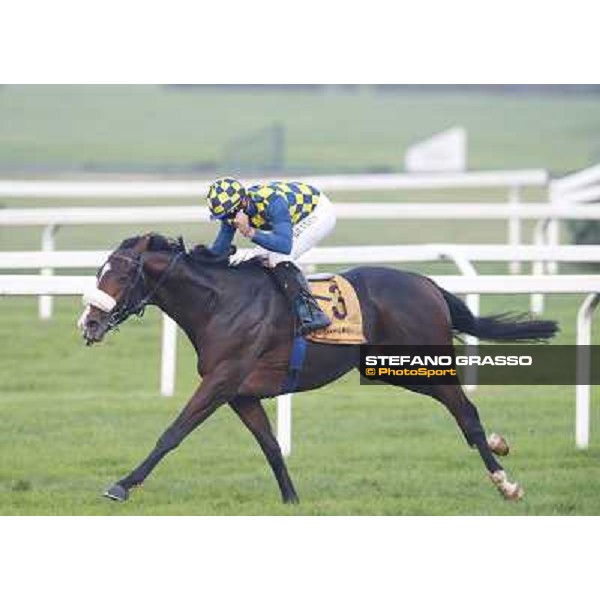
[104,367,242,502]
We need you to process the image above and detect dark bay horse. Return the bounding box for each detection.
[80,234,558,504]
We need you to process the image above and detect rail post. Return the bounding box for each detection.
[546,181,560,275]
[39,224,59,319]
[445,251,480,392]
[508,186,522,274]
[575,293,600,449]
[530,219,548,314]
[160,314,178,397]
[277,394,292,457]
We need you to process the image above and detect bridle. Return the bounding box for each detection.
[98,250,184,331]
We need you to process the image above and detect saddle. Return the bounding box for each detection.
[306,274,366,344]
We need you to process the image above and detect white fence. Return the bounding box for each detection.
[6,200,600,319]
[545,164,600,274]
[9,167,600,288]
[0,170,548,198]
[3,242,600,394]
[0,272,598,453]
[10,202,600,226]
[3,243,600,319]
[0,168,549,316]
[3,243,600,271]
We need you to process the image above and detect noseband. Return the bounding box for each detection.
[97,251,183,331]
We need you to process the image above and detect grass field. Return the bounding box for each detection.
[1,85,600,173]
[0,292,599,516]
[1,86,599,515]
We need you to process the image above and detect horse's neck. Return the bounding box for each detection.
[147,258,273,352]
[147,259,217,345]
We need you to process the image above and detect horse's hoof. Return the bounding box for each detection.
[490,470,524,501]
[103,483,129,502]
[488,432,510,457]
[283,494,300,505]
[506,484,525,501]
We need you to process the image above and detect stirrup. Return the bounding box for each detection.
[298,317,330,336]
[295,295,331,335]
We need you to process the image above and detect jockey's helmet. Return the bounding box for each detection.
[207,178,246,220]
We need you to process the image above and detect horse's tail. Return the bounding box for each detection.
[436,284,559,342]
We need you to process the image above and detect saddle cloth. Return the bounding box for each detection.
[307,274,366,344]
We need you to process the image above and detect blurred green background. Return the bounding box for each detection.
[1,84,599,175]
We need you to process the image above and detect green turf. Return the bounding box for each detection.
[1,280,599,515]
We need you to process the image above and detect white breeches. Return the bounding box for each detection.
[232,193,336,267]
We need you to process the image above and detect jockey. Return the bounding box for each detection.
[206,178,336,335]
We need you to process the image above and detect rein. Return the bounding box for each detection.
[106,251,184,330]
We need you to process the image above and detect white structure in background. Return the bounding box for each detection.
[545,163,600,275]
[527,163,600,313]
[405,127,467,173]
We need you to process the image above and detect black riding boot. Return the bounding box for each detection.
[271,262,331,336]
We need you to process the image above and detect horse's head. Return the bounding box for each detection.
[79,235,151,345]
[79,235,230,344]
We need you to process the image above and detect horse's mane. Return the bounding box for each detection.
[118,233,264,272]
[188,243,265,272]
[118,233,185,254]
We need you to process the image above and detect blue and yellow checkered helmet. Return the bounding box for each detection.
[207,178,246,220]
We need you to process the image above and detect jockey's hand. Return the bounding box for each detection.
[233,212,255,238]
[258,256,271,268]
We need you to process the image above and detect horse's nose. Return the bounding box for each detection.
[84,319,103,346]
[83,318,102,344]
[87,318,99,332]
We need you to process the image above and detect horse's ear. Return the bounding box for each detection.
[133,234,152,253]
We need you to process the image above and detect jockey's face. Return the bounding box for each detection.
[225,204,246,224]
[222,197,248,225]
[224,211,238,225]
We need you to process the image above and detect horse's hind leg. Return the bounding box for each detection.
[425,383,524,501]
[230,396,299,504]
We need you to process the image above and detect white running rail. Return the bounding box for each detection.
[0,171,548,198]
[546,163,600,275]
[2,243,598,318]
[3,242,600,396]
[0,168,549,315]
[4,201,600,319]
